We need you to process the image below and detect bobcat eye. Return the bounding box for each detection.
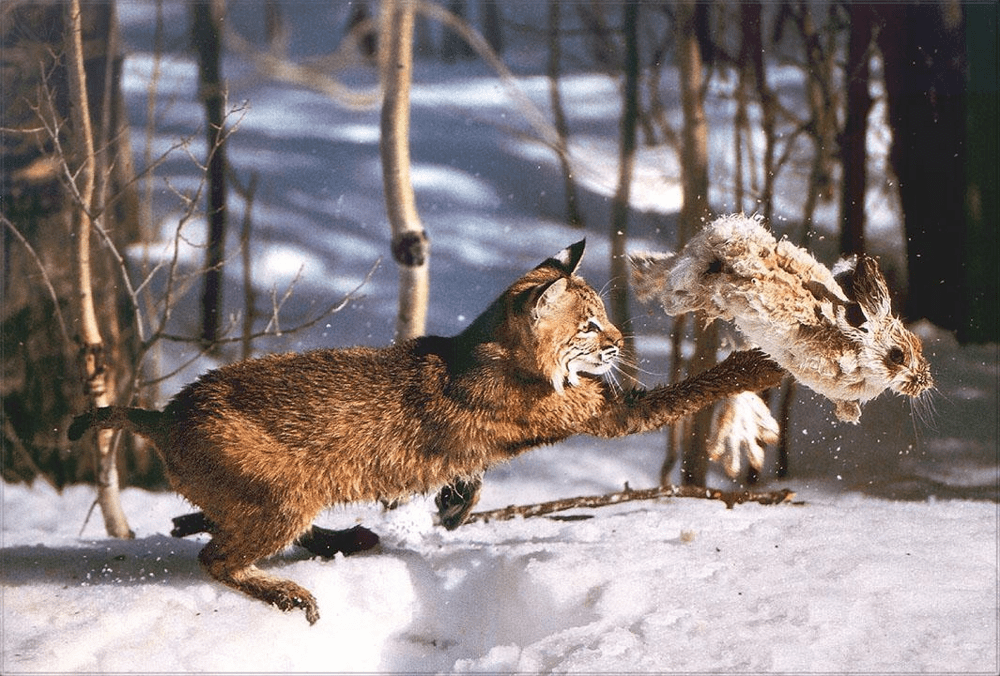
[581,319,602,334]
[887,346,906,365]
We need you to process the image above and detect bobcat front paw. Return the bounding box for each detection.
[435,474,483,530]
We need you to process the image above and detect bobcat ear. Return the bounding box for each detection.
[532,277,570,322]
[536,239,585,275]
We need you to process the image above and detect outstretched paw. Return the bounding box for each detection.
[721,349,785,391]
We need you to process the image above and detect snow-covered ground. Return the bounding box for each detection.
[3,2,997,673]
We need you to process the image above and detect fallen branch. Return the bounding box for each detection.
[465,483,797,524]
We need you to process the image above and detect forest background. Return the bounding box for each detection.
[1,0,997,578]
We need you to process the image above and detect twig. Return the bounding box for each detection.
[465,483,797,524]
[157,257,381,347]
[235,170,259,359]
[263,265,305,336]
[0,214,72,346]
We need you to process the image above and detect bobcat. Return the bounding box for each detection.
[69,240,783,624]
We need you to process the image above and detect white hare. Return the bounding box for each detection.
[631,214,933,423]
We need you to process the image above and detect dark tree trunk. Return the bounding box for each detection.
[608,1,639,378]
[876,3,966,329]
[960,2,998,343]
[191,0,228,349]
[839,3,875,257]
[547,0,583,228]
[442,0,474,62]
[482,0,503,56]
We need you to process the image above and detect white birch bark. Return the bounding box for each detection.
[66,0,132,538]
[380,0,429,341]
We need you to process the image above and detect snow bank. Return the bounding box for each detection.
[3,480,996,673]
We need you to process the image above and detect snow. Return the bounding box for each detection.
[3,2,998,673]
[3,480,996,672]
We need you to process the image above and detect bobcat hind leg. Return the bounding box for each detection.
[198,528,320,624]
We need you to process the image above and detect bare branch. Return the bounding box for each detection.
[263,265,305,336]
[465,483,798,524]
[158,258,380,348]
[225,25,382,110]
[0,214,72,346]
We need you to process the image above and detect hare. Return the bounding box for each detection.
[631,214,933,423]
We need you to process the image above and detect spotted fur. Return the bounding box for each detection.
[69,240,784,623]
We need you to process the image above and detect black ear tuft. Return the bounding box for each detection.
[536,239,586,275]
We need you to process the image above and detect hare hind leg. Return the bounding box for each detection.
[198,529,320,624]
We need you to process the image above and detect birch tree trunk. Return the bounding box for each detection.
[66,0,132,538]
[380,0,429,341]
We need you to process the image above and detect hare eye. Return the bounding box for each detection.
[887,347,906,365]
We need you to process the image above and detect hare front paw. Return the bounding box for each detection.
[708,392,780,478]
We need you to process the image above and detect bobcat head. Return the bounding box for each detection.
[478,241,623,393]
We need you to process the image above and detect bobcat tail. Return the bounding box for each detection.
[68,406,164,442]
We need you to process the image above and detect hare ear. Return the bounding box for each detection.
[536,240,585,275]
[532,278,570,323]
[833,256,865,328]
[838,254,891,322]
[834,255,891,327]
